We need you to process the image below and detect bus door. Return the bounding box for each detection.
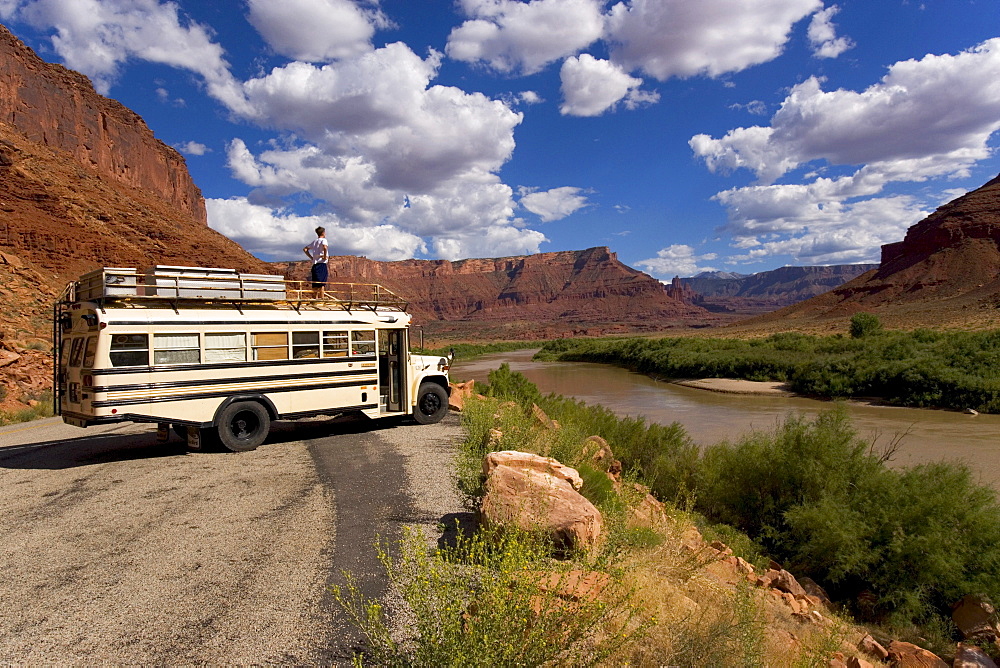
[378,329,405,412]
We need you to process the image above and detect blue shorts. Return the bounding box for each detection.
[310,262,328,288]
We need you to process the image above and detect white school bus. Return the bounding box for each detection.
[53,266,451,451]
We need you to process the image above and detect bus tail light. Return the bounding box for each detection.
[83,374,93,388]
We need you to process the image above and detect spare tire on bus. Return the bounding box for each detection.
[413,382,448,424]
[217,400,271,452]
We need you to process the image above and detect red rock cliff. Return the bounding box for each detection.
[0,23,206,223]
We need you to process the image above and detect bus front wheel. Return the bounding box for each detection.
[217,401,271,452]
[413,383,448,425]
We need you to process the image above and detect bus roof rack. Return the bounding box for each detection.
[60,266,409,312]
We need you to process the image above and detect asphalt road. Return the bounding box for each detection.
[0,412,466,664]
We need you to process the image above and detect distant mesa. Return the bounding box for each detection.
[273,247,716,339]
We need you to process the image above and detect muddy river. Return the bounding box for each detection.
[453,349,1000,491]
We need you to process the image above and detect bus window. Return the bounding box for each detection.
[69,338,84,367]
[60,338,71,370]
[154,333,200,365]
[110,334,149,367]
[352,330,376,356]
[205,332,247,363]
[82,336,98,368]
[252,332,288,361]
[292,332,320,358]
[322,331,348,357]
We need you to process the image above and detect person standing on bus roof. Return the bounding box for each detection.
[303,226,329,298]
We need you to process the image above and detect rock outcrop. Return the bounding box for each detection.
[885,640,948,667]
[276,247,711,338]
[480,451,602,553]
[952,594,1000,641]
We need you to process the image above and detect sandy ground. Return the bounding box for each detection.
[0,413,465,664]
[673,377,795,396]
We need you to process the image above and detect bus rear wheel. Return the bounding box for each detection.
[413,383,448,425]
[217,401,271,452]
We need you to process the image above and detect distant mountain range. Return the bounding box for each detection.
[680,264,878,313]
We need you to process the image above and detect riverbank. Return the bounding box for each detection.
[453,349,1000,492]
[536,329,1000,414]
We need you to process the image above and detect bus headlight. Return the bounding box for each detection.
[437,357,450,371]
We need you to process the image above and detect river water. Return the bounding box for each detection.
[453,349,1000,491]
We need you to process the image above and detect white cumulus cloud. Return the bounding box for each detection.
[605,0,822,80]
[175,140,209,156]
[807,5,853,59]
[246,0,390,62]
[691,39,1000,184]
[559,54,658,116]
[446,0,604,74]
[2,0,249,112]
[690,38,1000,267]
[636,244,717,278]
[206,197,426,261]
[223,42,540,259]
[519,186,589,221]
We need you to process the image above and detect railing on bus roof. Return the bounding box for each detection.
[59,267,409,312]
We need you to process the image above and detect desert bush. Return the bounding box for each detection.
[849,312,883,338]
[331,527,650,667]
[698,407,1000,627]
[636,581,766,668]
[0,389,53,426]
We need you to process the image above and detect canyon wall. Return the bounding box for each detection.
[0,24,205,223]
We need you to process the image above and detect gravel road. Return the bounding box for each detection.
[0,412,465,664]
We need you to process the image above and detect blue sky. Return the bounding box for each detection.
[2,0,999,278]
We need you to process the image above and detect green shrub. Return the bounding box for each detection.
[0,390,53,426]
[464,368,1000,633]
[698,407,1000,627]
[331,527,650,667]
[850,312,883,338]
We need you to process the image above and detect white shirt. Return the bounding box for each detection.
[306,237,328,264]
